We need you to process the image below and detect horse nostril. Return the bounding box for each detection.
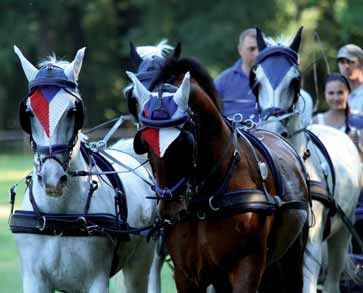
[60,175,68,184]
[37,174,42,182]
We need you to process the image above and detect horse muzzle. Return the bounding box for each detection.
[38,158,68,197]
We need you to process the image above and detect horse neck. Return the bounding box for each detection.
[31,137,90,213]
[286,114,307,157]
[189,88,233,182]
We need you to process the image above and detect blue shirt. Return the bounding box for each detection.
[214,59,258,120]
[349,112,363,129]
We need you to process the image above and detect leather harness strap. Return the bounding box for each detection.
[188,189,309,220]
[9,210,130,239]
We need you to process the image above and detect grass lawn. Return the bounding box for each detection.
[0,153,176,292]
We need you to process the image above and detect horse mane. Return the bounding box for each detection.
[150,57,221,112]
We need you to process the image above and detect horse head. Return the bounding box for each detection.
[125,40,181,121]
[15,46,86,196]
[127,70,196,199]
[127,55,227,203]
[252,27,303,135]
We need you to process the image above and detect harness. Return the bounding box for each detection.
[11,64,159,243]
[255,46,363,248]
[141,113,309,227]
[186,126,308,221]
[9,145,130,239]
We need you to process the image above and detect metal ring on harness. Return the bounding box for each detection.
[78,216,88,230]
[37,216,47,231]
[209,196,220,211]
[197,211,206,220]
[232,113,244,123]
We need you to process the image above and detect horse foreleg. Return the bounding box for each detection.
[147,239,165,293]
[173,267,208,293]
[123,239,155,293]
[229,254,266,293]
[323,225,351,293]
[303,202,327,293]
[88,274,109,293]
[22,274,53,293]
[261,220,308,293]
[281,221,308,293]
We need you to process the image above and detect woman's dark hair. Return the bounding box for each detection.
[324,73,351,133]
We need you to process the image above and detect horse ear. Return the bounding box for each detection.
[14,45,39,82]
[129,42,143,66]
[256,28,266,52]
[126,71,150,109]
[289,27,303,53]
[171,42,181,59]
[173,72,190,111]
[65,47,86,82]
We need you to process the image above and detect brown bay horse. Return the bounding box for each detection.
[126,55,310,292]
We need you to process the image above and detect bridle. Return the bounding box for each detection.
[135,97,200,200]
[19,64,84,173]
[252,47,302,134]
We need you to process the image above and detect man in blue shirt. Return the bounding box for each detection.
[215,28,259,120]
[337,44,363,113]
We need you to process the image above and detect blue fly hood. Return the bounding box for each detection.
[251,27,303,104]
[127,71,191,158]
[139,84,190,127]
[29,64,77,92]
[256,46,298,90]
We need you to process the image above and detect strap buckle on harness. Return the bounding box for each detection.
[258,162,268,181]
[273,196,282,208]
[78,216,88,231]
[86,225,100,235]
[197,211,206,220]
[37,216,47,231]
[88,140,106,152]
[209,196,220,211]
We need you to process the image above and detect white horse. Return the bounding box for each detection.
[12,46,157,293]
[253,28,362,293]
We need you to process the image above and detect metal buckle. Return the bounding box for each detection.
[208,196,220,211]
[86,225,99,235]
[78,216,88,231]
[232,113,244,123]
[37,216,47,231]
[88,140,106,152]
[196,211,206,220]
[258,162,268,181]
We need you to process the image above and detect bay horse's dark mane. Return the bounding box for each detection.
[150,57,221,112]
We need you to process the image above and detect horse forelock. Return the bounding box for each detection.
[136,39,173,59]
[151,57,221,112]
[38,55,70,70]
[265,35,293,47]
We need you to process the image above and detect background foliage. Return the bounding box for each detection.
[1,0,363,130]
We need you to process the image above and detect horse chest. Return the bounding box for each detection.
[16,235,114,285]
